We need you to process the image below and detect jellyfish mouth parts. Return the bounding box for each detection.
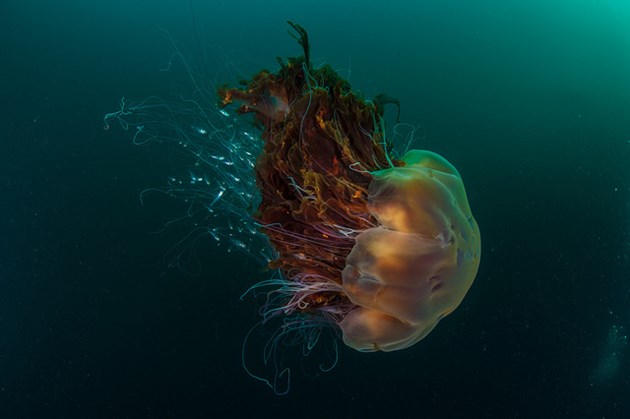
[220,22,480,353]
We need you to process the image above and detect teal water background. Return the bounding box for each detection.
[2,0,629,416]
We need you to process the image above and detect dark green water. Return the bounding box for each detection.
[2,0,629,417]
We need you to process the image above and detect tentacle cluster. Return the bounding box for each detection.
[218,22,399,317]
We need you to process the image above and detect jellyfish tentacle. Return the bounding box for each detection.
[287,20,310,69]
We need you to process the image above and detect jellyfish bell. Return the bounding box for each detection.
[339,150,481,351]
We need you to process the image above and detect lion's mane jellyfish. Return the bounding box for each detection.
[106,22,480,393]
[219,22,481,354]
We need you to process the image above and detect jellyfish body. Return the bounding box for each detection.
[339,150,481,351]
[218,20,482,358]
[106,21,482,393]
[182,22,481,391]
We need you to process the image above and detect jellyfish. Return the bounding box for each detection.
[106,22,480,393]
[219,22,480,354]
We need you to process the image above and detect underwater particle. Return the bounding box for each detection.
[592,324,628,383]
